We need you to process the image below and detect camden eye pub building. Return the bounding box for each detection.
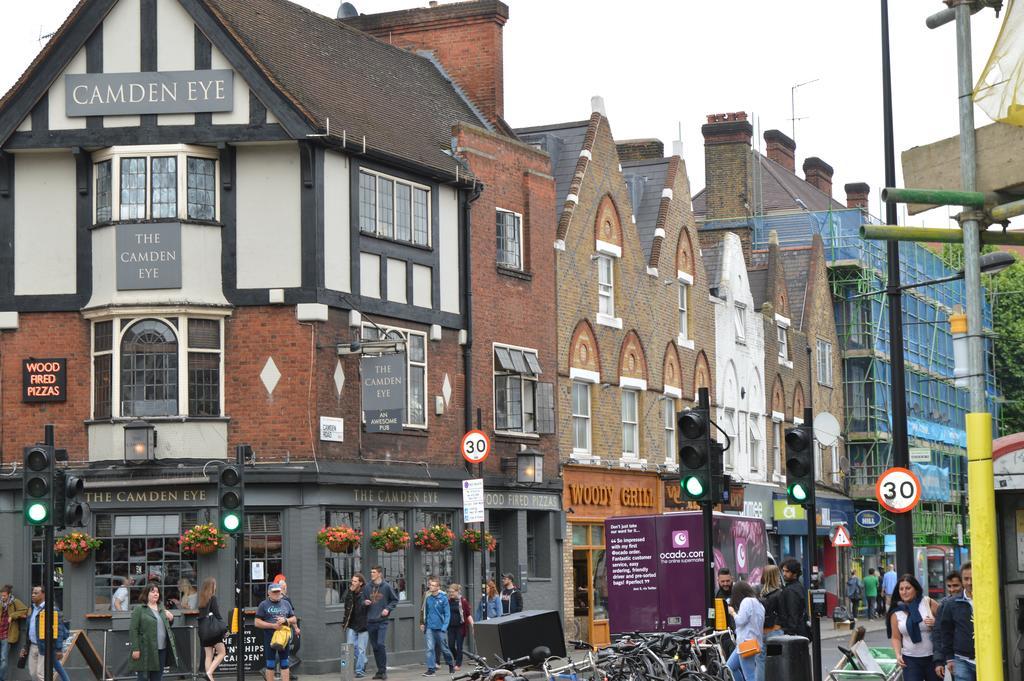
[0,0,560,674]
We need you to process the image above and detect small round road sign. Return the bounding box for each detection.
[461,429,490,464]
[875,467,922,514]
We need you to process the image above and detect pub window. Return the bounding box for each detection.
[244,512,283,608]
[361,325,427,428]
[494,345,544,434]
[324,510,362,607]
[358,169,430,247]
[420,510,454,593]
[92,315,225,420]
[32,527,64,610]
[375,510,409,601]
[92,512,199,612]
[93,145,219,224]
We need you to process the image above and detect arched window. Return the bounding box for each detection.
[121,319,178,417]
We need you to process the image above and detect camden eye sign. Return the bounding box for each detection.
[65,69,234,116]
[361,353,406,432]
[116,223,182,290]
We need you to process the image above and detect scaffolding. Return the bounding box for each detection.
[704,207,1000,546]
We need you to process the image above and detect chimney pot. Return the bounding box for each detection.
[803,156,834,198]
[763,129,796,174]
[844,182,871,210]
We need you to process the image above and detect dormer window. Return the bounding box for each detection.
[93,145,219,224]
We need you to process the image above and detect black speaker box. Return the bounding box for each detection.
[474,609,566,663]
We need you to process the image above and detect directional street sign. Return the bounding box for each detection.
[875,467,922,514]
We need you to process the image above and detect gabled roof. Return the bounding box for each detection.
[514,120,590,205]
[621,158,669,263]
[703,242,724,296]
[1,0,487,180]
[692,151,845,218]
[748,267,769,308]
[781,246,812,329]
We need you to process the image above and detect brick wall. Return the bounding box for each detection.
[455,121,559,479]
[343,1,509,125]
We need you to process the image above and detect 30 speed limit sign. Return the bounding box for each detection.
[875,467,922,514]
[461,429,490,464]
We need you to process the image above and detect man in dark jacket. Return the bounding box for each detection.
[344,574,370,679]
[500,574,522,615]
[778,559,810,638]
[363,566,399,680]
[936,562,975,681]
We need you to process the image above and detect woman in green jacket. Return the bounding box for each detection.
[129,583,178,681]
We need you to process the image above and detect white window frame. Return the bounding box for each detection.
[830,443,841,485]
[621,389,639,459]
[663,398,676,465]
[496,208,523,270]
[748,413,762,474]
[358,168,431,247]
[493,342,541,435]
[678,283,689,341]
[597,254,616,323]
[86,310,227,420]
[777,324,789,360]
[817,338,834,386]
[734,303,747,343]
[361,323,429,428]
[771,416,783,481]
[722,408,736,470]
[92,144,220,224]
[572,380,591,455]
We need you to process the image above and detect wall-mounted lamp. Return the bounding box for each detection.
[501,446,544,485]
[124,420,156,461]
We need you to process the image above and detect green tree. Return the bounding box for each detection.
[942,244,1024,435]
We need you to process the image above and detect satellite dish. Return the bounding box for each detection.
[813,412,840,447]
[337,2,358,18]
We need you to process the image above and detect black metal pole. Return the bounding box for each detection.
[44,424,54,681]
[803,404,822,681]
[881,0,915,578]
[697,388,715,626]
[477,408,488,624]
[235,445,245,681]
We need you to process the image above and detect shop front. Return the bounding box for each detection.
[563,466,662,646]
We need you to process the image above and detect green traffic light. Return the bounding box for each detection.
[221,513,241,533]
[789,483,808,502]
[683,476,706,499]
[26,502,49,524]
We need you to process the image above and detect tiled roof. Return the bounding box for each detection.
[781,247,812,329]
[202,0,489,177]
[514,121,590,204]
[692,152,845,219]
[748,267,769,308]
[622,158,669,262]
[703,242,724,296]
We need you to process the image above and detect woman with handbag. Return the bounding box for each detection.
[886,574,940,681]
[128,583,178,681]
[725,581,765,681]
[197,578,227,681]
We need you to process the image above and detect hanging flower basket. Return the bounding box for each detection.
[370,526,409,553]
[317,525,363,554]
[460,529,497,552]
[415,525,455,552]
[54,531,101,564]
[178,524,228,555]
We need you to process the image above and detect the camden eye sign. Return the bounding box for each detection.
[361,353,406,432]
[65,70,234,116]
[116,223,182,290]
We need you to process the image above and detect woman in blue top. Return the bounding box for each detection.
[726,581,766,681]
[474,580,501,621]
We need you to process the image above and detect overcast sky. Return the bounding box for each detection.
[0,0,1007,226]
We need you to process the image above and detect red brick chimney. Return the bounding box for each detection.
[763,129,795,173]
[844,182,870,210]
[341,1,509,126]
[702,112,753,221]
[803,157,834,197]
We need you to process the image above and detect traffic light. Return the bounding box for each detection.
[218,464,243,534]
[784,423,815,506]
[678,407,713,502]
[54,470,85,528]
[22,445,54,526]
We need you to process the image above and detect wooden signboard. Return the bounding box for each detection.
[61,630,113,680]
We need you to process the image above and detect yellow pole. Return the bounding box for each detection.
[966,412,1003,681]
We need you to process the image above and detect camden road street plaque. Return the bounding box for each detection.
[116,222,182,290]
[65,69,234,116]
[362,353,406,433]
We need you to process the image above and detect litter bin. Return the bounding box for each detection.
[764,635,811,681]
[339,642,354,681]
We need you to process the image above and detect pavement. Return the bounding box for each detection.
[263,617,890,681]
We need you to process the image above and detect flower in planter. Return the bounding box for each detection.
[53,531,102,555]
[460,528,497,552]
[370,526,410,552]
[414,525,455,552]
[178,523,228,554]
[317,525,363,550]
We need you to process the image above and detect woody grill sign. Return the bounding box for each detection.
[361,353,406,433]
[23,358,67,402]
